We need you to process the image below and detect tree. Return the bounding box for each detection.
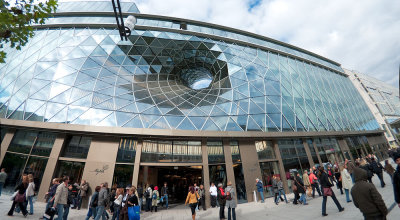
[0,0,57,63]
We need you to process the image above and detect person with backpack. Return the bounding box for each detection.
[217,183,226,220]
[160,182,169,209]
[95,182,109,220]
[151,186,159,212]
[371,157,386,187]
[144,184,153,212]
[85,186,100,220]
[185,186,199,220]
[225,181,236,220]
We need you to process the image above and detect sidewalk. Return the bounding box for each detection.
[1,166,399,219]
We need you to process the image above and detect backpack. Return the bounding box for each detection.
[152,192,157,200]
[226,191,232,200]
[144,190,150,198]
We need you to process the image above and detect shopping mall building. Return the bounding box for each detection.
[0,0,398,206]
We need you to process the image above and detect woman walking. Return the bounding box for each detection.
[319,166,344,217]
[8,175,29,217]
[294,171,307,205]
[334,167,343,194]
[185,186,199,220]
[26,176,35,215]
[217,183,226,220]
[276,177,288,203]
[112,188,123,220]
[341,164,353,203]
[225,181,236,220]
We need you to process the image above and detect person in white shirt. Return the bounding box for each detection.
[209,182,218,208]
[26,177,35,215]
[111,188,123,220]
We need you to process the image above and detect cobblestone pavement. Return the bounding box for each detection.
[1,162,399,220]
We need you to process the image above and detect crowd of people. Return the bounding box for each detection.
[1,150,400,220]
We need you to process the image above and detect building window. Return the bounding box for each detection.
[230,141,247,203]
[140,140,202,163]
[60,136,91,159]
[8,130,39,154]
[116,138,137,163]
[112,164,134,188]
[207,141,224,164]
[54,160,85,184]
[255,141,275,160]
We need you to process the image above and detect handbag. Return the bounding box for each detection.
[15,192,26,203]
[128,205,140,220]
[10,191,18,201]
[323,187,332,196]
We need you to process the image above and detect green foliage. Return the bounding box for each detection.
[0,0,57,63]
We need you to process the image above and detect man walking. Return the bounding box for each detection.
[53,176,69,220]
[209,182,218,207]
[351,167,387,219]
[0,168,7,196]
[392,152,400,209]
[160,182,169,209]
[256,178,264,203]
[95,182,109,220]
[309,168,321,197]
[371,157,385,187]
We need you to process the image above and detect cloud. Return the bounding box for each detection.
[135,0,400,88]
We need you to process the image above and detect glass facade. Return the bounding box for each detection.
[116,138,137,163]
[60,136,92,159]
[54,160,85,184]
[207,141,224,164]
[255,141,275,160]
[140,140,202,163]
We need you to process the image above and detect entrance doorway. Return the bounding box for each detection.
[138,166,203,204]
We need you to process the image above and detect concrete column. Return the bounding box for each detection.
[201,138,211,208]
[81,136,119,196]
[0,128,15,164]
[302,139,315,168]
[223,139,236,187]
[142,166,149,186]
[273,140,289,194]
[239,139,261,202]
[132,139,143,187]
[37,133,66,202]
[312,140,323,165]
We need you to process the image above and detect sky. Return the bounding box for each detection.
[132,0,400,88]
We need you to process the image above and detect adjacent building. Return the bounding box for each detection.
[0,0,393,206]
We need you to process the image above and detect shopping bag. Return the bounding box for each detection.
[128,205,140,220]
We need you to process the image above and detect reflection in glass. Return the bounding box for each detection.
[0,152,28,193]
[31,132,57,156]
[140,140,202,163]
[259,161,280,196]
[8,130,38,154]
[113,164,133,188]
[54,160,85,184]
[209,164,226,187]
[61,136,91,159]
[255,141,276,160]
[233,163,247,203]
[116,138,137,163]
[23,156,48,191]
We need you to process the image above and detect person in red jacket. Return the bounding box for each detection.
[309,168,322,198]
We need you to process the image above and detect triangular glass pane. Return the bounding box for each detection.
[202,118,219,131]
[177,117,196,130]
[150,116,170,129]
[122,115,143,128]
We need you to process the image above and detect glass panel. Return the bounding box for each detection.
[255,141,275,160]
[230,141,241,163]
[0,152,28,194]
[209,164,226,187]
[8,130,38,154]
[207,141,224,164]
[140,140,202,163]
[54,160,85,184]
[233,163,247,203]
[112,164,133,188]
[259,161,280,196]
[23,156,48,192]
[60,136,91,159]
[306,139,320,165]
[116,138,137,163]
[0,127,8,144]
[31,132,57,156]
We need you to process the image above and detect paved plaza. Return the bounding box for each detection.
[1,165,399,220]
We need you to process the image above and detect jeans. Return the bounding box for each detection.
[139,197,143,211]
[77,195,83,209]
[312,183,322,197]
[350,173,355,183]
[55,204,64,220]
[161,194,168,208]
[322,190,343,215]
[344,189,351,202]
[46,197,54,213]
[258,191,265,202]
[85,207,97,220]
[228,207,236,220]
[27,195,34,214]
[299,193,307,204]
[0,182,4,196]
[95,206,106,220]
[276,189,287,203]
[146,198,152,211]
[63,206,70,220]
[111,207,120,220]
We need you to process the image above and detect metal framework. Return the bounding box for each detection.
[111,0,129,40]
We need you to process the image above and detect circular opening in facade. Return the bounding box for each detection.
[180,67,213,90]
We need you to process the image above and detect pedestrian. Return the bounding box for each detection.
[341,164,353,203]
[351,167,388,219]
[144,184,152,212]
[43,178,60,219]
[85,186,100,220]
[119,187,130,220]
[359,159,374,183]
[318,166,344,217]
[384,160,395,180]
[0,168,7,196]
[95,182,109,220]
[334,167,343,194]
[109,184,117,214]
[292,176,300,205]
[255,178,264,203]
[63,184,75,219]
[111,188,123,220]
[371,157,386,187]
[309,168,322,197]
[76,180,89,210]
[392,152,400,209]
[53,176,69,220]
[345,159,356,183]
[198,184,206,211]
[185,186,199,220]
[225,181,236,220]
[151,186,159,212]
[217,183,226,220]
[294,171,307,205]
[303,170,311,197]
[272,175,279,205]
[160,182,169,209]
[209,182,218,207]
[276,176,288,203]
[136,185,143,212]
[26,176,35,215]
[8,175,29,217]
[127,187,139,216]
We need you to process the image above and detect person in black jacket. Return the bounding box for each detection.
[294,172,307,205]
[370,157,385,188]
[318,166,344,217]
[160,182,169,209]
[8,175,29,217]
[217,183,226,220]
[392,152,400,209]
[359,159,374,183]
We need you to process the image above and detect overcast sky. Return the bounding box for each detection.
[133,0,400,88]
